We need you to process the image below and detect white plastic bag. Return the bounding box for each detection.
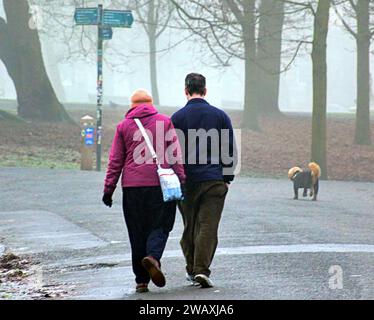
[157,167,184,202]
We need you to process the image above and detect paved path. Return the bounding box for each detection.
[0,167,373,299]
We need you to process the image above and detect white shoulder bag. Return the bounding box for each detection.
[134,118,183,202]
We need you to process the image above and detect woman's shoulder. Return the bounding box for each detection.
[117,112,172,131]
[116,118,127,127]
[115,118,133,135]
[154,112,172,123]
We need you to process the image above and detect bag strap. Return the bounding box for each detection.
[134,118,160,166]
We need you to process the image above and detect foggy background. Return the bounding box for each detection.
[0,3,369,112]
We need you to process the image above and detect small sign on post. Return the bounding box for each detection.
[101,27,113,40]
[80,115,95,171]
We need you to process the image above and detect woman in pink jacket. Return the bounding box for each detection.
[102,89,186,293]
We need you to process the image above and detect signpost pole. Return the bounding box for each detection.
[96,4,104,172]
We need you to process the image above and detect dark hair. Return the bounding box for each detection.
[185,73,206,96]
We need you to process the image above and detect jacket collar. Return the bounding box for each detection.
[185,98,209,106]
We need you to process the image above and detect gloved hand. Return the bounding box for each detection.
[102,193,113,208]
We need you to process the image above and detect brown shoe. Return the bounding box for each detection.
[142,256,166,288]
[136,283,149,293]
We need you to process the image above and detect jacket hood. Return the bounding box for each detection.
[125,104,158,119]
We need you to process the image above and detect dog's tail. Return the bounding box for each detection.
[308,162,321,178]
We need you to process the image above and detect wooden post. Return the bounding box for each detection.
[80,115,95,171]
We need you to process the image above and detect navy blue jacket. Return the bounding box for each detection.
[171,98,237,184]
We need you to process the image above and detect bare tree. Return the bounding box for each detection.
[171,0,294,129]
[0,0,71,122]
[171,0,260,130]
[132,0,174,106]
[334,0,373,145]
[256,0,285,116]
[171,0,331,182]
[283,0,331,179]
[311,0,331,179]
[226,0,261,129]
[36,0,176,106]
[34,0,111,63]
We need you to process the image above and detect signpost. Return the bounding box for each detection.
[74,5,134,172]
[101,27,113,40]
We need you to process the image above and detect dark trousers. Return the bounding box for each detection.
[178,181,228,277]
[122,187,176,284]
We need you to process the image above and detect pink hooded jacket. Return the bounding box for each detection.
[104,104,186,195]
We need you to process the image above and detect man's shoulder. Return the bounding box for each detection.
[172,101,230,121]
[208,103,225,113]
[171,106,188,121]
[207,103,231,120]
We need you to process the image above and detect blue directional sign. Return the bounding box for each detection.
[103,10,134,28]
[74,8,98,25]
[85,127,95,146]
[101,27,113,40]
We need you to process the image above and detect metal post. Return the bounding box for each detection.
[96,4,104,172]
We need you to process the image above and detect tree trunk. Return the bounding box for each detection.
[148,33,160,106]
[147,0,160,106]
[0,0,71,122]
[243,44,261,131]
[311,0,330,180]
[242,0,260,131]
[355,0,371,145]
[256,0,285,117]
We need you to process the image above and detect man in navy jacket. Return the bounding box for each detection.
[172,73,237,288]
